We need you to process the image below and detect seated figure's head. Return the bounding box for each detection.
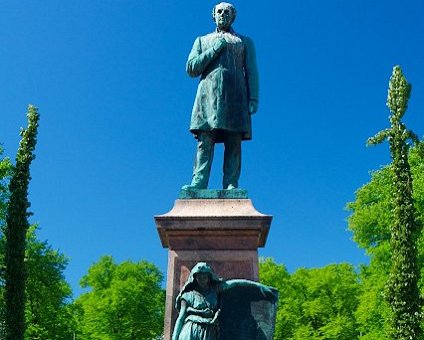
[212,2,236,31]
[188,262,221,290]
[175,262,223,310]
[195,272,210,289]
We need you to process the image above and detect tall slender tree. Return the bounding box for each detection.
[367,66,422,339]
[4,105,39,340]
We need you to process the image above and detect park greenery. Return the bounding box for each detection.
[4,105,40,340]
[0,66,422,339]
[73,255,164,339]
[367,66,422,339]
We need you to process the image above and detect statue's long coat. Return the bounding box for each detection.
[186,29,259,143]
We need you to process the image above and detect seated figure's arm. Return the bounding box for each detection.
[186,37,226,77]
[186,306,214,318]
[172,300,188,340]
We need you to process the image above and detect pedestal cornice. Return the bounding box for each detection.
[155,199,272,250]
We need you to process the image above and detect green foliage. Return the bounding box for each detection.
[0,146,12,227]
[347,168,393,256]
[0,226,75,339]
[365,66,422,339]
[24,226,75,339]
[75,255,165,339]
[0,146,12,336]
[0,144,74,339]
[0,112,75,339]
[259,258,293,338]
[347,146,424,338]
[259,67,423,340]
[354,262,392,339]
[260,258,360,339]
[4,105,39,340]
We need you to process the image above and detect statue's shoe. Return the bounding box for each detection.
[226,184,237,190]
[181,183,206,190]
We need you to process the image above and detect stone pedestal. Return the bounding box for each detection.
[155,196,272,340]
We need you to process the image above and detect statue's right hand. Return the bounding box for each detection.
[210,309,221,324]
[213,38,227,53]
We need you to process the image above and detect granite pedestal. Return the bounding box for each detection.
[155,190,272,339]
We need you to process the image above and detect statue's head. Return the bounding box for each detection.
[189,262,217,282]
[175,262,223,311]
[212,2,236,31]
[194,272,210,290]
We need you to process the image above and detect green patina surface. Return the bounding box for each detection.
[179,188,248,199]
[182,2,259,191]
[172,262,277,340]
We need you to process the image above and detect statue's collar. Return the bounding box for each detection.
[215,27,236,35]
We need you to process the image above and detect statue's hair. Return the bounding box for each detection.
[212,2,237,25]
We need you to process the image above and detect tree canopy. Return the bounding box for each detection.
[348,65,424,338]
[346,145,424,339]
[0,109,75,339]
[75,255,165,340]
[4,105,39,340]
[260,258,360,339]
[0,226,75,339]
[259,142,424,339]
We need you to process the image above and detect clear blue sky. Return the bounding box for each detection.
[1,1,423,297]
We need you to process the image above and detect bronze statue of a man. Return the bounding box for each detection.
[182,2,259,190]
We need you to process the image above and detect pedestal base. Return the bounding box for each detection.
[155,198,272,340]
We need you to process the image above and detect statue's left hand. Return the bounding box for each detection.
[249,100,258,114]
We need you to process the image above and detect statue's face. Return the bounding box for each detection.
[195,272,210,290]
[214,3,234,30]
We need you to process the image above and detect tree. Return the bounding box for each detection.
[23,226,75,339]
[4,105,39,340]
[347,165,394,339]
[354,262,392,339]
[0,146,12,227]
[0,108,74,338]
[366,66,422,339]
[259,258,360,339]
[259,258,292,339]
[75,255,165,339]
[347,145,424,339]
[0,146,12,336]
[0,226,75,339]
